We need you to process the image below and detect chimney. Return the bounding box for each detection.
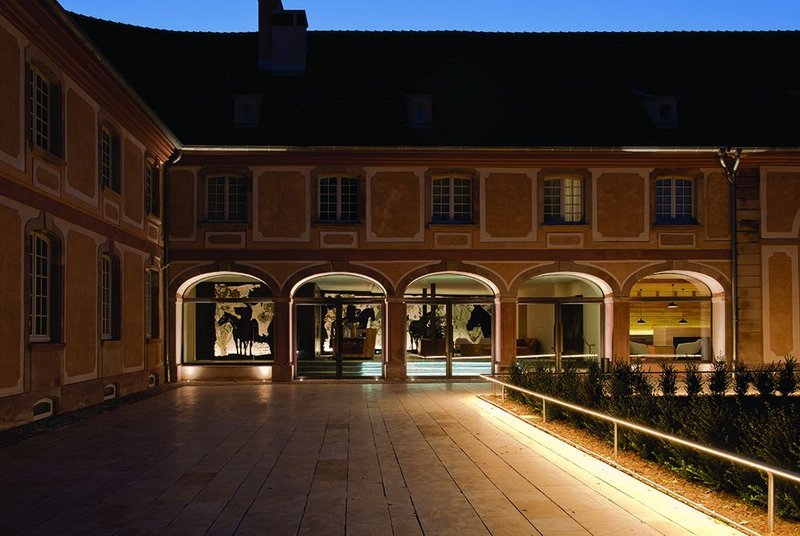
[258,0,308,75]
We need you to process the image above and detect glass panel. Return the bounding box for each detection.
[452,303,492,377]
[319,177,337,221]
[182,281,273,363]
[31,71,49,150]
[543,179,560,222]
[296,303,337,377]
[516,303,556,369]
[207,177,226,221]
[451,178,472,222]
[432,178,450,221]
[341,303,383,378]
[561,303,601,369]
[340,178,359,222]
[406,304,447,377]
[227,177,247,222]
[674,178,693,222]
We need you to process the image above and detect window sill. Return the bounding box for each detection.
[101,186,122,201]
[28,341,66,351]
[199,221,249,231]
[146,213,162,225]
[30,145,65,168]
[652,222,699,229]
[542,222,588,229]
[428,222,477,229]
[314,221,361,229]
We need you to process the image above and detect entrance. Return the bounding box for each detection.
[405,273,495,378]
[517,274,604,370]
[293,274,384,379]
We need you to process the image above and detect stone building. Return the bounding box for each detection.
[1,0,799,426]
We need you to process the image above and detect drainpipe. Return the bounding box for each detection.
[718,147,742,368]
[162,149,182,383]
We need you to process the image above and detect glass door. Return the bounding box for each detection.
[295,301,383,379]
[517,301,602,370]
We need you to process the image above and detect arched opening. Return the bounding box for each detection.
[404,272,497,378]
[178,272,274,364]
[629,271,722,362]
[292,273,386,379]
[517,273,607,370]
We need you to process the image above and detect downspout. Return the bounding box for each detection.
[718,147,742,367]
[162,149,182,383]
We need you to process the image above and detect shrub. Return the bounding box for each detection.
[659,362,678,396]
[752,364,777,397]
[632,360,653,397]
[683,362,704,397]
[733,363,751,397]
[708,361,731,397]
[777,355,798,397]
[609,361,634,399]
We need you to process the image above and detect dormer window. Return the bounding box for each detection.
[406,95,432,128]
[635,91,678,129]
[233,95,262,128]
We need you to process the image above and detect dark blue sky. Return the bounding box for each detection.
[59,0,800,32]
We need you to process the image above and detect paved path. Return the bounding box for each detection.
[0,383,742,535]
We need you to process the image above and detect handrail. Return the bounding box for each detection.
[480,374,800,534]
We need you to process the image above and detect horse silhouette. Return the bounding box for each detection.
[356,307,376,329]
[217,306,259,357]
[408,310,437,351]
[466,305,492,338]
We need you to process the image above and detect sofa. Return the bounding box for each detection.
[516,338,541,355]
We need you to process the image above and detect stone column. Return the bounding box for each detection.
[497,297,518,374]
[385,296,407,381]
[271,297,292,382]
[611,297,630,363]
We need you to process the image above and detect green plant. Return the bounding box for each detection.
[777,355,798,396]
[734,363,751,397]
[659,362,678,396]
[632,360,653,397]
[752,364,777,397]
[683,362,703,397]
[609,361,635,399]
[708,361,731,397]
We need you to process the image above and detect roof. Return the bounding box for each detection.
[71,13,800,148]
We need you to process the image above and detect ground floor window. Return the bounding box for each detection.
[181,275,274,363]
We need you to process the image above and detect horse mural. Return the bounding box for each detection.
[407,310,441,351]
[217,305,260,357]
[465,305,492,339]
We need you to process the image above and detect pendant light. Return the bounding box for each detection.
[667,283,678,309]
[678,287,688,324]
[636,289,646,324]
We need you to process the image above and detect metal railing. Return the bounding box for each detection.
[480,374,800,534]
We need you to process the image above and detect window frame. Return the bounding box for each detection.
[27,64,62,157]
[145,269,159,339]
[29,232,51,341]
[431,176,473,224]
[543,176,584,224]
[145,159,160,217]
[99,124,121,194]
[655,176,695,225]
[100,254,113,340]
[318,176,360,223]
[206,175,248,223]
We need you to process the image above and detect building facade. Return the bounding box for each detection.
[1,0,800,427]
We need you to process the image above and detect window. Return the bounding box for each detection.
[406,94,432,128]
[30,233,51,340]
[145,269,159,339]
[207,176,247,222]
[543,177,583,223]
[100,255,113,339]
[145,161,160,216]
[432,177,472,223]
[319,177,359,222]
[100,126,120,193]
[29,66,61,155]
[655,177,694,224]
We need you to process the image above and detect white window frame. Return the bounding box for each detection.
[432,177,472,223]
[543,177,583,224]
[319,176,359,222]
[30,67,50,152]
[207,176,247,222]
[655,177,694,224]
[101,254,113,339]
[30,233,50,341]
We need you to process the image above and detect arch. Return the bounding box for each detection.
[627,269,726,361]
[289,271,388,299]
[510,265,617,297]
[176,271,275,364]
[174,266,279,299]
[399,268,502,298]
[621,263,729,297]
[285,265,393,298]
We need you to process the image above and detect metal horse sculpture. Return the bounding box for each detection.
[465,305,492,339]
[217,306,259,357]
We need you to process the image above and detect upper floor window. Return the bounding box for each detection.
[544,177,583,224]
[655,177,694,224]
[207,175,247,223]
[319,176,359,222]
[30,233,51,340]
[145,269,159,339]
[100,125,120,193]
[29,66,61,155]
[432,177,472,223]
[145,161,160,217]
